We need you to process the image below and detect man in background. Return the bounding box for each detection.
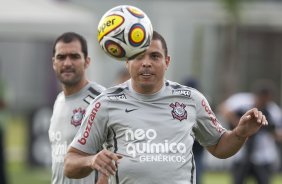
[218,79,282,184]
[49,32,107,184]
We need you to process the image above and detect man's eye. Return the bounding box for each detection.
[56,55,66,60]
[69,54,81,60]
[151,54,160,60]
[70,54,81,59]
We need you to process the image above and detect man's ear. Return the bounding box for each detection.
[85,57,91,68]
[165,55,171,70]
[52,57,56,70]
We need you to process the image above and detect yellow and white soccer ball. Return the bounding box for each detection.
[97,5,153,61]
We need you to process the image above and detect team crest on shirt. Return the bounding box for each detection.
[170,102,187,121]
[71,107,86,127]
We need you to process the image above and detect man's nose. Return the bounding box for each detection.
[141,57,151,67]
[63,57,73,65]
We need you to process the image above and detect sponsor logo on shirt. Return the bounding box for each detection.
[71,107,86,127]
[78,102,101,145]
[170,102,187,121]
[172,89,191,97]
[108,94,127,100]
[50,131,67,163]
[125,128,187,163]
[201,99,224,133]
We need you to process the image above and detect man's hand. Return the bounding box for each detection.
[91,149,122,177]
[235,108,268,138]
[64,147,122,179]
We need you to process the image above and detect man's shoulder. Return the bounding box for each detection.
[107,83,128,94]
[54,91,64,101]
[165,80,201,97]
[105,81,128,93]
[95,83,129,102]
[88,81,106,92]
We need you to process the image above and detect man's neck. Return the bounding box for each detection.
[131,80,165,95]
[63,80,89,96]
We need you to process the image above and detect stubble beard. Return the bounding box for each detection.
[57,71,82,87]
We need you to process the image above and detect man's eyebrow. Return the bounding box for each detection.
[56,53,80,56]
[150,51,162,55]
[55,53,65,57]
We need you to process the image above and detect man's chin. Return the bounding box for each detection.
[140,82,155,90]
[61,79,78,86]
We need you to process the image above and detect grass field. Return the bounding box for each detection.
[6,163,282,184]
[4,115,282,184]
[7,162,51,184]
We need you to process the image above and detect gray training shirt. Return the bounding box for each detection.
[49,82,105,184]
[71,80,226,184]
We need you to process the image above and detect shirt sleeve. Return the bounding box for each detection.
[192,91,226,147]
[70,95,109,154]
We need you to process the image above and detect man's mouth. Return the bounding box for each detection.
[140,70,153,77]
[61,69,75,74]
[141,73,152,76]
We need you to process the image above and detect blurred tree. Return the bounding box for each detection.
[218,0,243,99]
[220,0,242,22]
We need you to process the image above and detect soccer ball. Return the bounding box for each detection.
[97,5,153,61]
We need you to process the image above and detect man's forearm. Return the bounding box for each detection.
[64,151,94,179]
[207,130,247,159]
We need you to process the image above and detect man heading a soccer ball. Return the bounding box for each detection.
[64,30,268,184]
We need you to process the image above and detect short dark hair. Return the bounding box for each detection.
[52,32,88,58]
[152,30,168,57]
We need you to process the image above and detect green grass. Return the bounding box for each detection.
[7,161,51,184]
[6,166,282,184]
[5,116,51,184]
[203,171,282,184]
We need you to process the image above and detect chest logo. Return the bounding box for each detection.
[71,107,86,127]
[125,108,138,113]
[170,102,187,121]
